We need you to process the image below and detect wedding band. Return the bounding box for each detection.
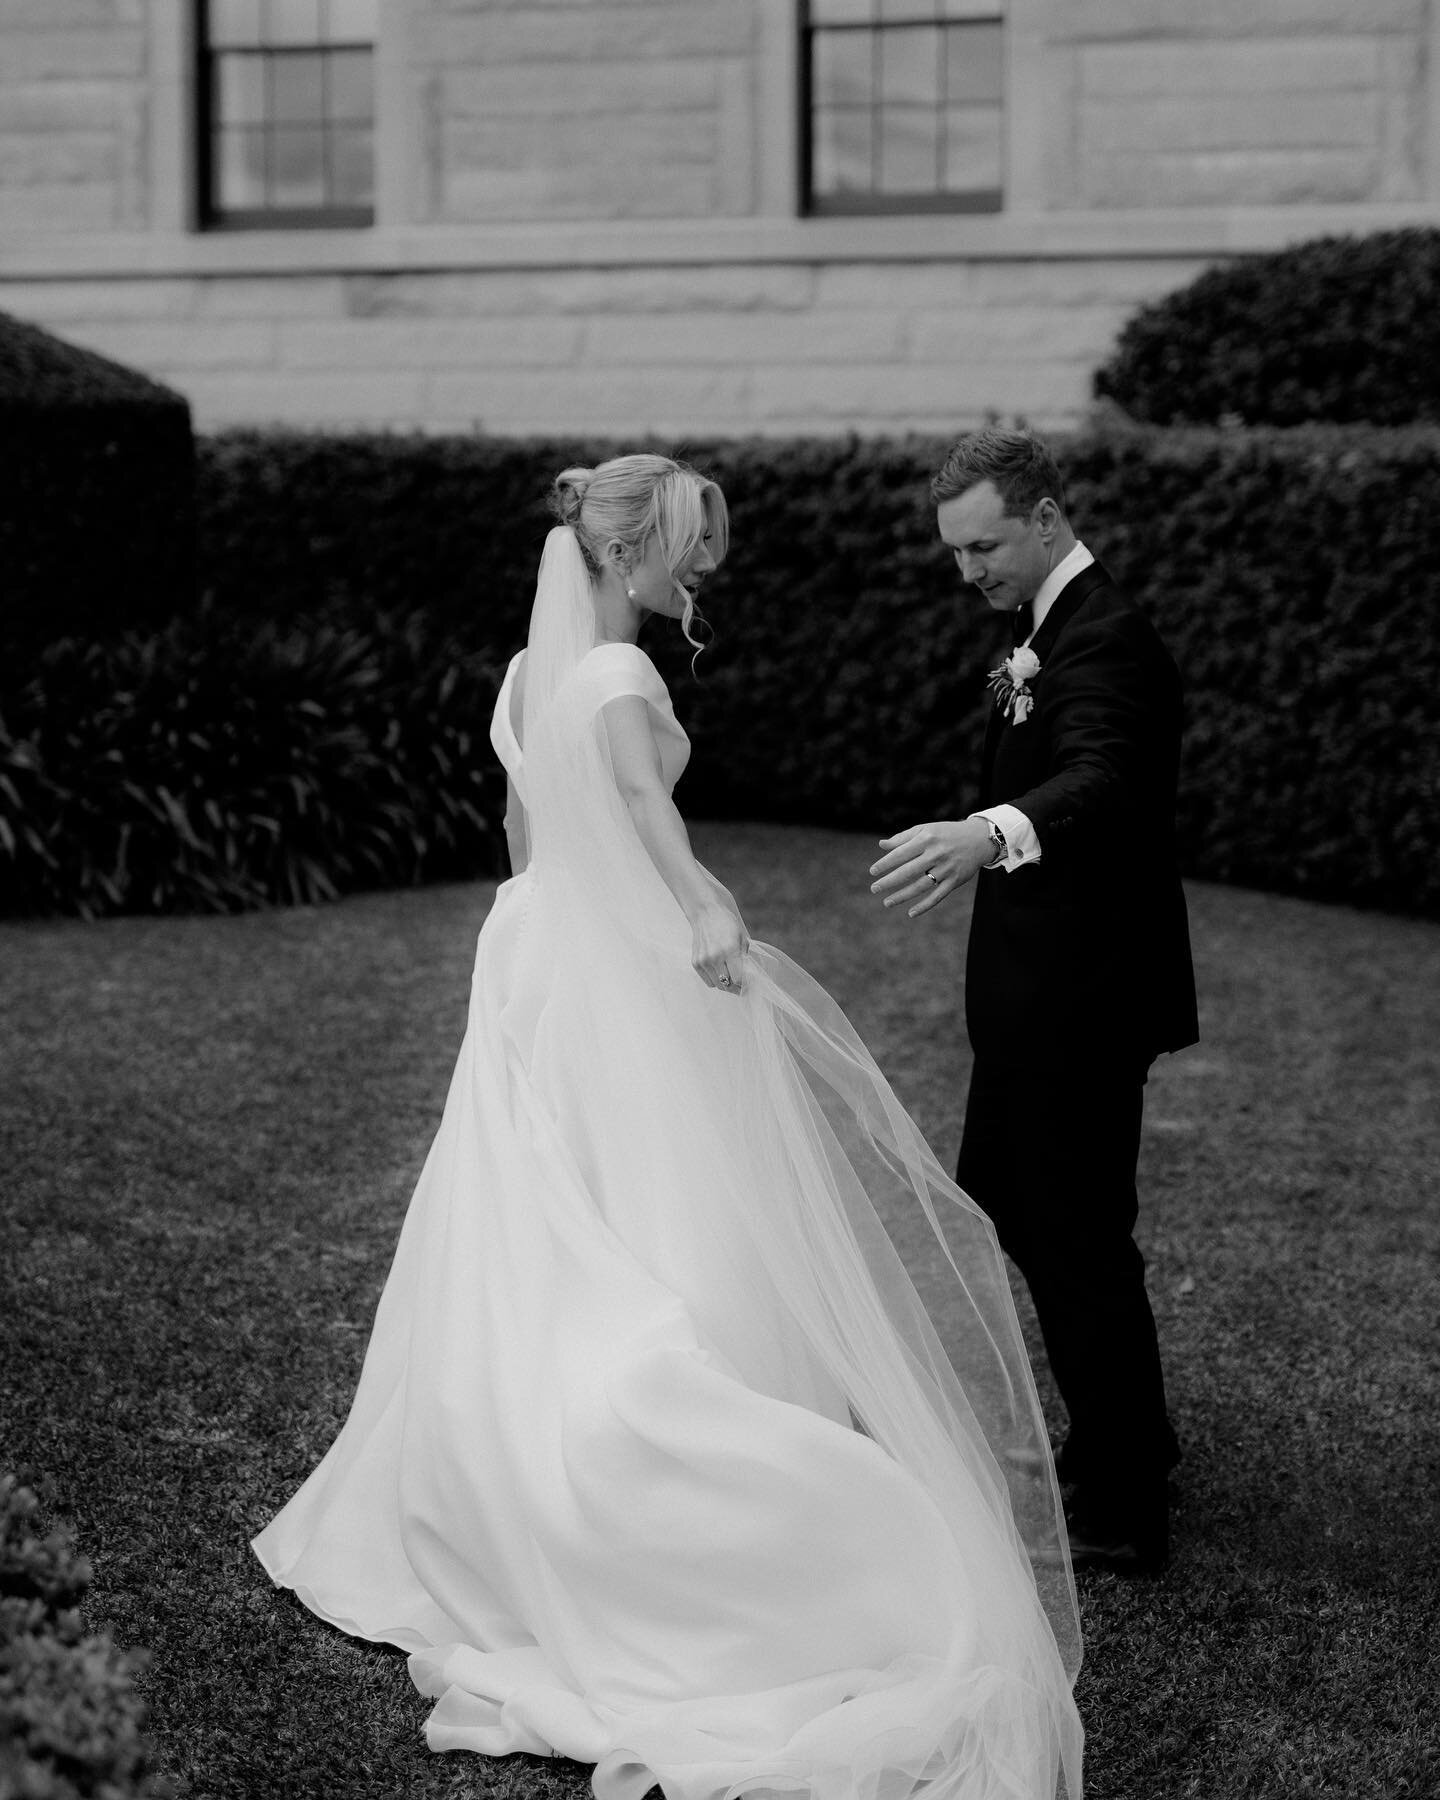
[925,871,939,884]
[719,974,732,988]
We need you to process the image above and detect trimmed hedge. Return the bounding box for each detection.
[0,1473,171,1799]
[0,310,196,667]
[0,611,504,918]
[189,425,1440,918]
[1093,228,1440,426]
[5,424,1436,918]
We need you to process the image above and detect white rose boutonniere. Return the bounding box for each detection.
[987,645,1042,724]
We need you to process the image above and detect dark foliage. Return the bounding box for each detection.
[0,1474,172,1799]
[0,309,196,667]
[14,420,1436,917]
[1064,421,1440,916]
[0,611,504,918]
[199,424,1437,914]
[1093,228,1440,426]
[0,312,182,411]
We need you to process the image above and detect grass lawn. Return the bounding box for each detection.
[2,820,1437,1800]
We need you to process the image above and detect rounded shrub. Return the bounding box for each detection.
[0,310,196,670]
[0,611,504,918]
[0,1472,173,1799]
[1093,228,1440,426]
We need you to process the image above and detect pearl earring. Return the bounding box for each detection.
[626,585,637,600]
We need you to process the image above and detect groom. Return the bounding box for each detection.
[870,426,1198,1575]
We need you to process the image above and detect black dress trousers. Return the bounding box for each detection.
[956,1054,1180,1524]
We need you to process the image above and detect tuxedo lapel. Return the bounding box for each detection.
[1028,561,1112,666]
[979,563,1113,800]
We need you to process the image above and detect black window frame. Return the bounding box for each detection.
[799,1,1005,218]
[196,0,377,232]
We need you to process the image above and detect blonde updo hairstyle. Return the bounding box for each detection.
[551,453,728,660]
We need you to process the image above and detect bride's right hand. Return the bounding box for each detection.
[691,902,748,995]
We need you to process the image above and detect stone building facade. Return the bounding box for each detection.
[2,0,1438,436]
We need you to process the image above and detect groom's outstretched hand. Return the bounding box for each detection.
[869,819,997,918]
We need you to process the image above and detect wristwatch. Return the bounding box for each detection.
[983,818,1008,866]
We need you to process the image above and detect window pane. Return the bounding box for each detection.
[880,24,938,103]
[810,0,874,21]
[328,124,374,206]
[812,107,874,194]
[945,21,1003,102]
[272,51,325,123]
[214,126,267,209]
[813,28,873,108]
[215,51,267,125]
[877,105,939,191]
[328,47,374,122]
[271,126,327,206]
[269,0,323,46]
[210,0,264,48]
[323,0,378,41]
[943,103,1002,190]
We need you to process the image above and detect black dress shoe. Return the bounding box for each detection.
[1066,1522,1167,1577]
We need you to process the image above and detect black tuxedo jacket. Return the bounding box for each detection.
[966,560,1198,1074]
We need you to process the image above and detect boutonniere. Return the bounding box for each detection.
[987,646,1041,724]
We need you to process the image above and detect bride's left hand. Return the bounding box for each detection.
[691,902,749,995]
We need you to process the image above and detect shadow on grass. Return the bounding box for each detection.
[2,823,1437,1800]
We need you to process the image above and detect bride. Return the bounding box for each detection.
[253,454,1084,1800]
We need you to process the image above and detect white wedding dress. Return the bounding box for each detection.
[254,529,1083,1800]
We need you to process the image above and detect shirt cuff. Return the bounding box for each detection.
[972,804,1041,872]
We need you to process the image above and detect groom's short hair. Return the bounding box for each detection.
[931,427,1067,520]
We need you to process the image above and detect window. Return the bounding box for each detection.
[801,0,1003,216]
[198,0,377,229]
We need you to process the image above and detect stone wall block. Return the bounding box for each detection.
[1,0,144,24]
[441,111,718,220]
[581,311,906,366]
[750,360,1090,426]
[0,182,116,228]
[1376,37,1425,201]
[1080,38,1383,97]
[1084,149,1379,208]
[1084,91,1381,155]
[0,84,122,132]
[442,60,717,117]
[423,365,756,434]
[412,4,754,67]
[907,305,1123,363]
[814,264,979,310]
[277,316,584,369]
[1,280,198,322]
[183,371,429,431]
[967,259,1207,306]
[116,88,148,229]
[64,319,278,371]
[198,278,351,320]
[1067,0,1421,41]
[0,132,115,184]
[0,28,146,79]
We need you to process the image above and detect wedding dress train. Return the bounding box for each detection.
[253,529,1083,1800]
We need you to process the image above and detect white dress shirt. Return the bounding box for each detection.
[974,541,1095,872]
